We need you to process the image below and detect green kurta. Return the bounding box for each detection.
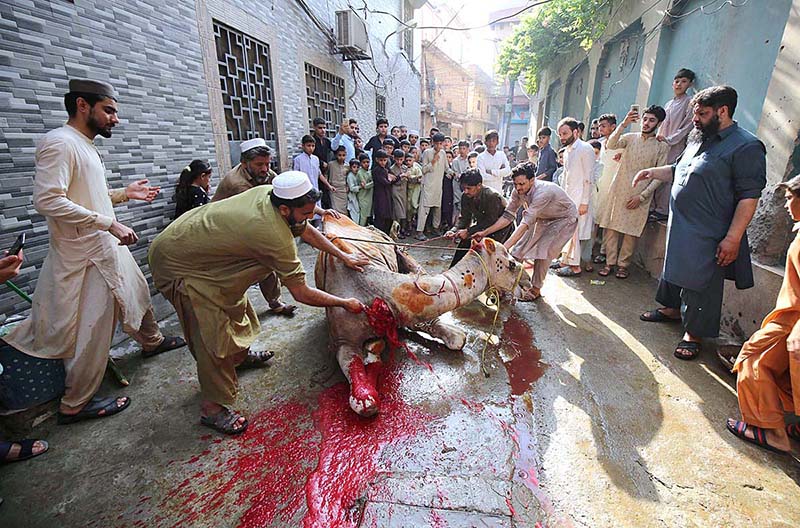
[149,186,305,358]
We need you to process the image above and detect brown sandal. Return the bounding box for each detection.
[615,267,629,279]
[598,265,613,277]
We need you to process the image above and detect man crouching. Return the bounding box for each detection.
[149,172,368,435]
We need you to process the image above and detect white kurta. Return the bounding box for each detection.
[476,150,512,192]
[420,147,447,207]
[4,125,152,360]
[596,137,622,220]
[561,139,596,265]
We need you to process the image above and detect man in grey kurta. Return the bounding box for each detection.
[475,162,578,300]
[637,86,766,360]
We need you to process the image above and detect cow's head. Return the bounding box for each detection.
[470,238,531,294]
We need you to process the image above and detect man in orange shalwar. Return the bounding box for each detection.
[727,175,800,454]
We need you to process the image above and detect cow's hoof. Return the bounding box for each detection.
[349,395,380,417]
[445,332,467,351]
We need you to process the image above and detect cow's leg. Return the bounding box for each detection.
[416,318,467,351]
[338,343,381,417]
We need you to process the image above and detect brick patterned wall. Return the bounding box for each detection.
[0,0,217,320]
[0,0,420,321]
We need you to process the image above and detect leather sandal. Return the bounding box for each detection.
[58,395,131,425]
[142,336,186,358]
[201,408,248,435]
[237,349,275,369]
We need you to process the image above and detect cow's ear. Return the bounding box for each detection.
[483,238,496,254]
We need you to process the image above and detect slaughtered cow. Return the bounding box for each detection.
[315,215,530,417]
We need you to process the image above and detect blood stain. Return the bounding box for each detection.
[500,314,546,395]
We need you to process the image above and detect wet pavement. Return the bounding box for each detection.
[1,242,799,527]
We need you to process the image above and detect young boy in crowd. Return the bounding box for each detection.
[383,138,397,166]
[346,158,363,224]
[419,137,430,154]
[552,148,565,187]
[356,154,374,226]
[400,139,411,155]
[327,145,350,215]
[390,148,410,237]
[467,151,478,170]
[405,153,423,229]
[441,149,457,229]
[371,150,394,234]
[527,144,540,166]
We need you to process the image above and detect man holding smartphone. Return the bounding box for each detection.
[2,79,185,426]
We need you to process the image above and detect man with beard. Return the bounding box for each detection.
[554,117,596,277]
[214,138,337,317]
[597,105,669,280]
[636,86,766,361]
[3,79,186,425]
[149,172,369,434]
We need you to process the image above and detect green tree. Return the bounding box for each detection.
[497,0,612,93]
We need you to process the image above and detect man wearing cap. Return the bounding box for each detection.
[3,79,185,425]
[212,137,297,316]
[150,172,368,434]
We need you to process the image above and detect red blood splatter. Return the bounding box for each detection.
[303,368,431,527]
[139,401,318,527]
[500,314,546,395]
[430,509,449,527]
[505,496,516,518]
[365,297,433,371]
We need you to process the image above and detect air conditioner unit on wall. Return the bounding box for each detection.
[336,10,371,61]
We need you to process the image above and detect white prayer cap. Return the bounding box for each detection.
[240,138,268,153]
[408,130,420,136]
[273,171,312,199]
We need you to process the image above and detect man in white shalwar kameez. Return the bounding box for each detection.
[555,118,596,276]
[2,79,184,424]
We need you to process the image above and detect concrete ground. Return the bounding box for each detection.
[1,242,799,527]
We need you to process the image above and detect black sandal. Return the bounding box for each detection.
[0,439,49,464]
[674,340,701,360]
[237,349,275,369]
[640,309,681,323]
[57,395,131,424]
[266,304,297,317]
[142,336,186,358]
[201,408,248,435]
[726,419,788,455]
[786,423,800,440]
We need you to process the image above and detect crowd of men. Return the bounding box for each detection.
[2,66,798,463]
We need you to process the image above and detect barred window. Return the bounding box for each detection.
[305,63,346,136]
[401,0,413,56]
[375,93,387,121]
[213,21,278,148]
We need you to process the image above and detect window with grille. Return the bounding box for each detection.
[376,93,386,121]
[305,63,346,136]
[401,1,413,56]
[213,21,278,147]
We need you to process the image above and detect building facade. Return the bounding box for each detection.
[0,0,421,319]
[420,42,495,140]
[527,0,800,339]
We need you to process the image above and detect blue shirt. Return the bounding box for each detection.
[332,133,356,163]
[664,122,766,291]
[537,143,558,180]
[292,152,321,190]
